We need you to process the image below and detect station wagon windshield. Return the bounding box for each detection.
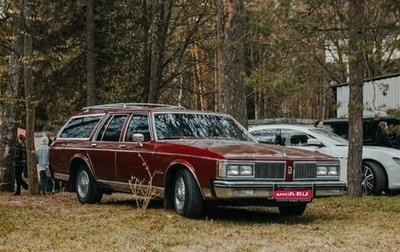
[154,112,254,141]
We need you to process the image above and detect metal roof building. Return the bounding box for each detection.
[333,73,400,117]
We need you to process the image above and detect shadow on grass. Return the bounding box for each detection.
[99,194,340,224]
[203,206,323,224]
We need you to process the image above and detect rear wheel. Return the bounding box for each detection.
[76,165,103,204]
[278,204,307,216]
[173,169,204,219]
[362,161,386,195]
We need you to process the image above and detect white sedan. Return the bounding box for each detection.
[249,124,400,195]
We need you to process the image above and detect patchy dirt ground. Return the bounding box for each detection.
[1,191,400,252]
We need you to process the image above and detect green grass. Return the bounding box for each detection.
[1,192,400,251]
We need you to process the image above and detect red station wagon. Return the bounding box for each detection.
[49,103,346,218]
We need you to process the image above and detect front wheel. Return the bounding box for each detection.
[75,165,103,204]
[173,169,204,219]
[278,203,307,216]
[362,161,386,196]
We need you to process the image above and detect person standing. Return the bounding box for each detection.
[14,134,29,195]
[375,121,393,147]
[36,136,53,195]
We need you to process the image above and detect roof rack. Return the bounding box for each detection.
[81,103,186,111]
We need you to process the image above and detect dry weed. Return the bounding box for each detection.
[128,153,158,210]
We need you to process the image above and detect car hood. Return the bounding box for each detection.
[159,139,336,161]
[363,145,400,157]
[311,143,400,159]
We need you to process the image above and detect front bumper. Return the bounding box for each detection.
[213,180,346,199]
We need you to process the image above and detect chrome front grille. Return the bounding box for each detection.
[255,162,285,179]
[294,162,317,179]
[254,162,319,180]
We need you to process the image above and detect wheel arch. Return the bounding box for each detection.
[68,156,93,192]
[163,163,204,209]
[362,158,389,190]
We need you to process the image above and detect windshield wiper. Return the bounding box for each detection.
[159,136,182,140]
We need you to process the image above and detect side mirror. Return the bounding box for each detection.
[307,138,322,147]
[132,133,144,142]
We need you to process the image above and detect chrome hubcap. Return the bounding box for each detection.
[174,176,185,212]
[77,170,90,198]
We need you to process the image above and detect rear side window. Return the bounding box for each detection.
[96,114,128,142]
[59,115,103,139]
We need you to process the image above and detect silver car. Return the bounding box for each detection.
[249,124,400,195]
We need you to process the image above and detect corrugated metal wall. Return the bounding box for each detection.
[336,74,400,117]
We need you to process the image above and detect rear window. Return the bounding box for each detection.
[59,115,103,139]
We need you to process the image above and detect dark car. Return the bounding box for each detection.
[323,116,400,148]
[49,103,346,218]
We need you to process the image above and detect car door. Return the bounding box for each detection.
[115,113,155,184]
[88,114,128,181]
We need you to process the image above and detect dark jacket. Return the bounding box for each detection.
[15,142,27,167]
[375,128,392,147]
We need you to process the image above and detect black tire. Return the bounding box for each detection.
[75,165,103,204]
[362,161,386,196]
[173,169,204,219]
[278,203,307,216]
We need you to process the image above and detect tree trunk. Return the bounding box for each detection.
[140,0,151,103]
[216,0,247,127]
[347,0,364,196]
[147,0,172,103]
[24,0,39,195]
[86,0,96,106]
[0,0,24,192]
